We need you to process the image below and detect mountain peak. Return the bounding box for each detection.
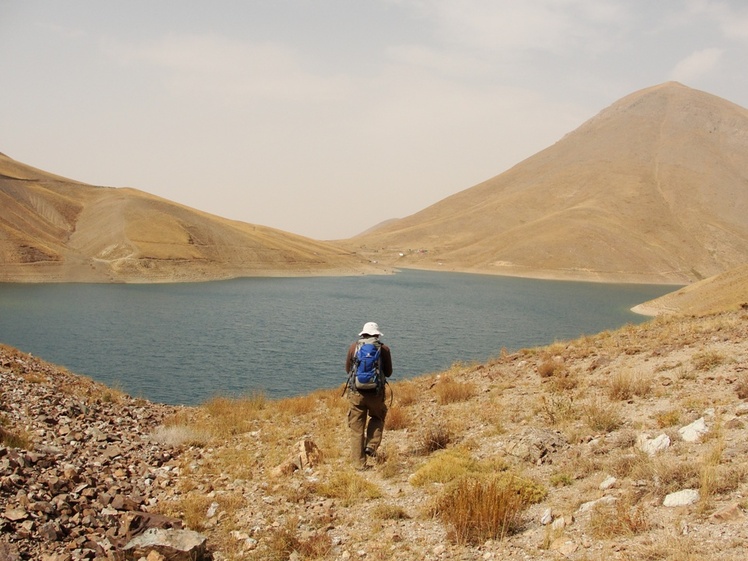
[345,83,748,284]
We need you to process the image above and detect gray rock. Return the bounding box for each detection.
[679,418,708,442]
[637,433,670,455]
[578,495,617,513]
[503,428,567,464]
[599,475,617,490]
[123,528,210,561]
[663,489,700,507]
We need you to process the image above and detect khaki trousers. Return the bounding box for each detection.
[347,389,387,467]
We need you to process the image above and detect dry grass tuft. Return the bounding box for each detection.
[260,517,332,561]
[372,503,410,520]
[418,420,452,454]
[164,491,244,532]
[654,408,681,428]
[435,375,477,405]
[583,398,623,433]
[538,394,578,426]
[410,449,503,486]
[608,369,653,400]
[393,379,422,406]
[429,473,545,545]
[537,358,561,378]
[588,493,650,538]
[0,424,32,450]
[691,350,728,371]
[315,470,383,506]
[384,405,411,430]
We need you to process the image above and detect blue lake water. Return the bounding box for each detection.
[0,269,675,405]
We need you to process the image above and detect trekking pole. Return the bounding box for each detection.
[341,371,353,397]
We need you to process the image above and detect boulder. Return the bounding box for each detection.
[123,528,210,561]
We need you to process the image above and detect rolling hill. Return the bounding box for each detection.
[341,82,748,285]
[0,153,382,282]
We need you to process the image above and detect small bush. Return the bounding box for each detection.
[549,472,574,487]
[384,406,411,430]
[435,376,477,405]
[315,470,382,506]
[418,421,452,454]
[583,398,623,433]
[608,369,652,400]
[430,473,545,544]
[410,449,491,487]
[538,394,578,426]
[537,359,559,378]
[692,350,727,372]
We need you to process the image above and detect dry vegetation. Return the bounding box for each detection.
[135,308,748,560]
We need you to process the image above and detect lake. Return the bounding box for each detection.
[0,269,675,405]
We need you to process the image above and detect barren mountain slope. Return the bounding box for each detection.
[343,82,748,284]
[0,153,382,282]
[633,263,748,316]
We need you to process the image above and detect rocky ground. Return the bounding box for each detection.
[0,347,186,560]
[2,309,748,560]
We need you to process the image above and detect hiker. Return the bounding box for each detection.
[345,321,393,469]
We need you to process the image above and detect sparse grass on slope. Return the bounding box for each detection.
[147,309,748,560]
[6,310,747,560]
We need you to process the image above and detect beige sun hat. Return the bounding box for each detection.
[359,321,383,337]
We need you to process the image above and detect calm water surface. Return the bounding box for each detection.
[0,269,675,405]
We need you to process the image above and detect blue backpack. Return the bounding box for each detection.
[353,341,382,391]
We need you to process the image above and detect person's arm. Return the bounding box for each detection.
[380,344,393,377]
[345,342,356,373]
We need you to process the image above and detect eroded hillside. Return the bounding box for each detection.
[0,153,384,282]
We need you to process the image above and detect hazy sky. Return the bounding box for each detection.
[2,1,748,239]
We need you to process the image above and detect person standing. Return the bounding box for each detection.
[345,321,393,469]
